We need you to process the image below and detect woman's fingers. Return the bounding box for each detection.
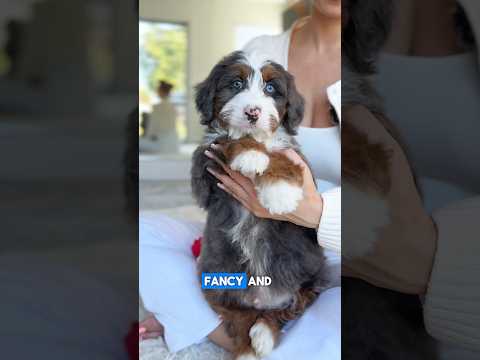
[213,170,250,202]
[139,317,164,340]
[139,317,163,332]
[140,331,164,340]
[206,167,253,207]
[205,149,257,196]
[218,182,256,212]
[206,166,230,185]
[204,149,229,173]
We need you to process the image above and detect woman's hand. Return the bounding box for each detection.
[204,145,323,229]
[139,315,163,340]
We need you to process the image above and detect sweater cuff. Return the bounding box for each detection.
[424,196,480,350]
[317,187,341,253]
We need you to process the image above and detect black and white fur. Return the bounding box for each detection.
[191,51,327,358]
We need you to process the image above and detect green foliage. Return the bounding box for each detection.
[143,26,187,95]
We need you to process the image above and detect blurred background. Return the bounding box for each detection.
[138,0,311,218]
[0,1,139,358]
[0,0,138,252]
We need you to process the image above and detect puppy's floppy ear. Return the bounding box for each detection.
[195,70,218,126]
[195,51,244,126]
[283,71,305,135]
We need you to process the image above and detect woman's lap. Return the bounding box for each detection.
[139,213,340,358]
[140,213,220,352]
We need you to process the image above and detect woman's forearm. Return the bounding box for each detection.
[286,191,323,229]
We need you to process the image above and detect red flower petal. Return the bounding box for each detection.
[191,237,202,258]
[125,322,139,360]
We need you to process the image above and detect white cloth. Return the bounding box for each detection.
[244,30,342,253]
[139,214,219,352]
[139,213,340,359]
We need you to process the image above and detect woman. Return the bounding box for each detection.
[343,0,480,357]
[140,0,341,358]
[139,80,179,153]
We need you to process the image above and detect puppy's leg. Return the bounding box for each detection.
[215,307,261,360]
[249,317,279,358]
[256,152,304,215]
[247,287,319,357]
[225,138,270,178]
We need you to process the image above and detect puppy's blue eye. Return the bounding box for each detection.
[232,80,243,89]
[265,83,275,94]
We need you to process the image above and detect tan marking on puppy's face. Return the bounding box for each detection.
[260,64,289,132]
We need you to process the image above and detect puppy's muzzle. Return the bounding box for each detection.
[244,106,261,124]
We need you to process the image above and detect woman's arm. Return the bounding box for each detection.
[204,146,324,229]
[317,187,341,252]
[342,105,437,294]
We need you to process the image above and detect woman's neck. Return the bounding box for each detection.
[297,13,341,52]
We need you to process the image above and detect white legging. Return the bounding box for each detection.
[139,212,340,359]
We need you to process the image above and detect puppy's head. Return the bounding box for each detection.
[195,51,304,138]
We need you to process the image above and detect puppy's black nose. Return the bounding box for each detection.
[244,106,261,123]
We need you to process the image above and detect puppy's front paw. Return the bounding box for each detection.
[249,321,275,358]
[257,181,303,215]
[230,150,270,177]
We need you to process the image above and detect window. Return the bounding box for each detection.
[139,20,188,142]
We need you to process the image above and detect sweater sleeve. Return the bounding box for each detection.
[423,196,480,350]
[317,187,341,253]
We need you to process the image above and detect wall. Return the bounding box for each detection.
[140,0,286,142]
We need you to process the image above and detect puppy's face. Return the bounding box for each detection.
[196,51,304,138]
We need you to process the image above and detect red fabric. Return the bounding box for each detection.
[191,237,202,258]
[125,322,139,360]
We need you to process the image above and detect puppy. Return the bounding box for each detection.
[191,51,327,359]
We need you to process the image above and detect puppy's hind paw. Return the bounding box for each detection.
[257,181,303,215]
[249,321,275,358]
[230,150,270,177]
[236,352,258,360]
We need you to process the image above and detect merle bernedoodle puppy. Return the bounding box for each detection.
[191,50,328,359]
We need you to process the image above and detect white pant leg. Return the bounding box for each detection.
[139,213,221,352]
[267,287,341,360]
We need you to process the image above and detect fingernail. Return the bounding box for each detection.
[210,143,219,149]
[217,182,225,190]
[206,167,215,175]
[204,150,213,158]
[139,327,146,334]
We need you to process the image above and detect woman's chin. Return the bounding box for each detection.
[313,0,342,20]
